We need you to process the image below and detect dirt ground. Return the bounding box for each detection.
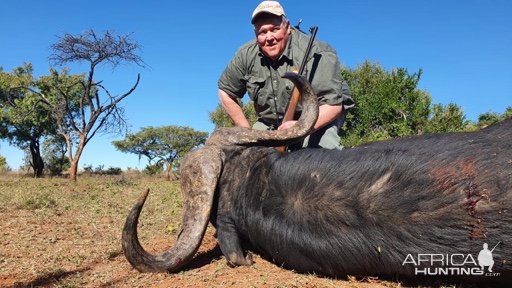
[0,174,404,287]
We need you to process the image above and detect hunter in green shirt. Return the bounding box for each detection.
[218,1,353,149]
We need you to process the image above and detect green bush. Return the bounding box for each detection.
[0,155,10,172]
[144,163,163,175]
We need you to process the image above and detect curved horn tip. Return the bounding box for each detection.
[281,72,309,91]
[281,71,301,81]
[140,188,150,202]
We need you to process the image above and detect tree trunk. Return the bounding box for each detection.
[29,139,44,178]
[69,160,78,181]
[64,133,87,181]
[164,162,172,181]
[67,135,86,181]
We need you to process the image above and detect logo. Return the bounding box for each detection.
[402,241,501,277]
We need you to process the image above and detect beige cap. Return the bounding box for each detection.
[251,1,286,24]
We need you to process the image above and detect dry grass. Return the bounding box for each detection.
[0,174,405,287]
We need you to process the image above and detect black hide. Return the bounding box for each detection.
[213,118,512,280]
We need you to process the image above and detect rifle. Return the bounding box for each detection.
[490,241,501,253]
[276,26,318,153]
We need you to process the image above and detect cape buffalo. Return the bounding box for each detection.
[122,73,511,283]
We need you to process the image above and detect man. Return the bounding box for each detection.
[218,1,353,149]
[478,243,495,272]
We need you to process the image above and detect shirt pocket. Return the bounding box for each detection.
[245,76,266,103]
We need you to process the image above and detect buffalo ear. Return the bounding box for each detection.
[122,146,223,272]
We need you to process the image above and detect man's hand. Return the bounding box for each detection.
[278,105,343,131]
[277,120,297,130]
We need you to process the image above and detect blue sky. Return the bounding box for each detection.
[1,0,511,170]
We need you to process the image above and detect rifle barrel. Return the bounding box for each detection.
[490,241,501,253]
[297,26,318,76]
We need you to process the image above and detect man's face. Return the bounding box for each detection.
[254,15,290,60]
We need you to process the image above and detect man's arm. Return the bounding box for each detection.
[278,104,342,132]
[218,89,251,128]
[315,104,343,130]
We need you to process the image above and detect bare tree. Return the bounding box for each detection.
[39,29,144,180]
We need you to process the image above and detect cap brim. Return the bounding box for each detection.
[251,11,283,24]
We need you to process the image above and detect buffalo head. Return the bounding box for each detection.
[121,72,318,272]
